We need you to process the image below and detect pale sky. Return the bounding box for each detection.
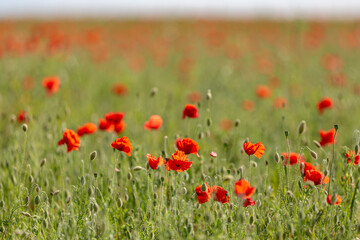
[1,0,360,19]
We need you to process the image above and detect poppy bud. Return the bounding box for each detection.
[94,172,98,179]
[224,175,233,182]
[313,140,321,148]
[324,169,329,176]
[125,194,129,202]
[274,152,280,163]
[34,195,41,205]
[40,158,46,167]
[89,151,97,161]
[0,200,5,208]
[24,196,29,205]
[127,172,133,180]
[88,187,93,196]
[249,215,254,224]
[22,123,28,132]
[201,183,207,192]
[298,120,306,135]
[53,190,60,196]
[238,166,244,177]
[117,198,123,207]
[235,119,240,127]
[206,89,212,100]
[180,187,187,195]
[227,217,233,223]
[356,145,359,154]
[207,119,212,127]
[21,212,31,218]
[150,87,158,97]
[251,161,258,168]
[286,190,294,198]
[331,194,338,205]
[308,148,318,159]
[334,124,339,131]
[198,132,204,139]
[28,175,33,183]
[133,166,145,171]
[284,130,289,138]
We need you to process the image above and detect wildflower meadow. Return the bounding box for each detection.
[1,20,360,239]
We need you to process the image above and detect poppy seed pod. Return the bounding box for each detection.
[89,151,97,161]
[298,120,306,135]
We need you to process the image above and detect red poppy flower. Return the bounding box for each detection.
[322,54,342,72]
[195,183,211,204]
[144,115,163,130]
[304,169,329,186]
[42,76,60,96]
[282,152,305,166]
[182,104,198,119]
[220,119,232,131]
[111,136,132,156]
[105,112,124,124]
[77,123,97,137]
[345,150,360,165]
[146,153,163,170]
[210,151,217,158]
[166,150,193,172]
[211,185,230,204]
[255,85,272,99]
[98,118,114,132]
[112,83,128,96]
[273,97,288,109]
[187,91,202,103]
[243,198,256,207]
[243,141,265,159]
[300,162,317,176]
[17,110,28,123]
[114,121,126,134]
[176,138,200,157]
[234,179,256,199]
[319,128,337,147]
[326,195,342,205]
[317,97,333,114]
[58,129,81,152]
[242,100,255,111]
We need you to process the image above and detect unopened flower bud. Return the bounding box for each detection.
[206,89,212,100]
[150,87,158,97]
[313,140,321,148]
[274,152,280,163]
[40,158,46,167]
[298,120,306,135]
[22,123,28,132]
[89,151,97,161]
[234,119,240,127]
[201,183,207,192]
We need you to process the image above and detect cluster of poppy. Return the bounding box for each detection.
[98,112,126,134]
[345,150,360,165]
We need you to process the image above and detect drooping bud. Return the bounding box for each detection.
[298,120,306,135]
[313,140,321,148]
[274,152,280,163]
[89,151,97,161]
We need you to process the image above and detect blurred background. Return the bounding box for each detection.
[1,0,360,19]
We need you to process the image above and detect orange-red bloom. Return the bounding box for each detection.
[234,179,256,199]
[195,183,211,204]
[317,97,333,114]
[42,76,60,96]
[182,104,198,119]
[243,198,256,207]
[304,169,329,186]
[255,85,272,99]
[345,150,360,165]
[112,83,128,96]
[146,153,163,170]
[243,141,265,159]
[300,162,317,177]
[166,150,193,172]
[114,121,126,134]
[327,195,342,205]
[319,128,337,147]
[242,100,255,111]
[17,110,28,123]
[144,115,163,130]
[273,97,288,109]
[176,138,200,157]
[58,129,81,152]
[282,152,305,166]
[111,136,132,156]
[77,123,97,136]
[211,185,230,204]
[105,112,124,124]
[98,118,114,132]
[187,91,202,103]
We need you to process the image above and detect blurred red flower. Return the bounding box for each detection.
[234,179,255,199]
[166,150,193,172]
[243,198,256,207]
[255,85,272,99]
[42,76,60,96]
[112,83,128,96]
[195,183,211,204]
[58,129,80,152]
[319,128,337,146]
[144,115,163,130]
[182,104,198,119]
[317,97,333,114]
[211,185,230,204]
[77,123,97,137]
[282,152,304,166]
[326,195,342,205]
[146,153,163,170]
[17,110,28,123]
[111,136,132,156]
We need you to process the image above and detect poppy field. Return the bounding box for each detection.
[1,20,360,239]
